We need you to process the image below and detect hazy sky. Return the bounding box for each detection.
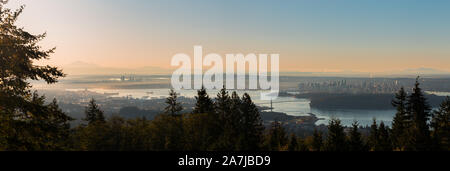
[8,0,450,73]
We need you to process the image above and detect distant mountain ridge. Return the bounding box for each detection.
[63,61,449,77]
[400,68,449,75]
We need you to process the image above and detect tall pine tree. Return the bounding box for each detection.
[238,93,264,151]
[84,98,106,124]
[211,87,233,150]
[348,121,365,151]
[368,119,379,151]
[222,91,242,150]
[430,97,450,151]
[267,121,288,151]
[325,118,348,151]
[192,86,214,114]
[215,86,231,122]
[407,77,431,151]
[164,89,183,116]
[0,1,69,150]
[391,87,410,150]
[378,122,392,151]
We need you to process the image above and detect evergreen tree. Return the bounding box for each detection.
[378,122,392,151]
[311,128,323,151]
[325,118,348,151]
[78,99,108,150]
[45,98,74,150]
[192,86,214,114]
[238,93,264,151]
[215,86,231,121]
[430,97,450,151]
[0,1,68,150]
[391,87,410,150]
[84,99,106,124]
[164,89,182,116]
[211,87,233,150]
[221,91,241,150]
[0,1,64,98]
[368,119,379,151]
[156,89,184,150]
[186,88,217,150]
[407,77,432,151]
[7,93,74,150]
[267,121,288,151]
[348,121,365,151]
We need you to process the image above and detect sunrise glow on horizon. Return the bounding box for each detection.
[8,0,450,73]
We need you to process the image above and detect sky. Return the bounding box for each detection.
[6,0,450,73]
